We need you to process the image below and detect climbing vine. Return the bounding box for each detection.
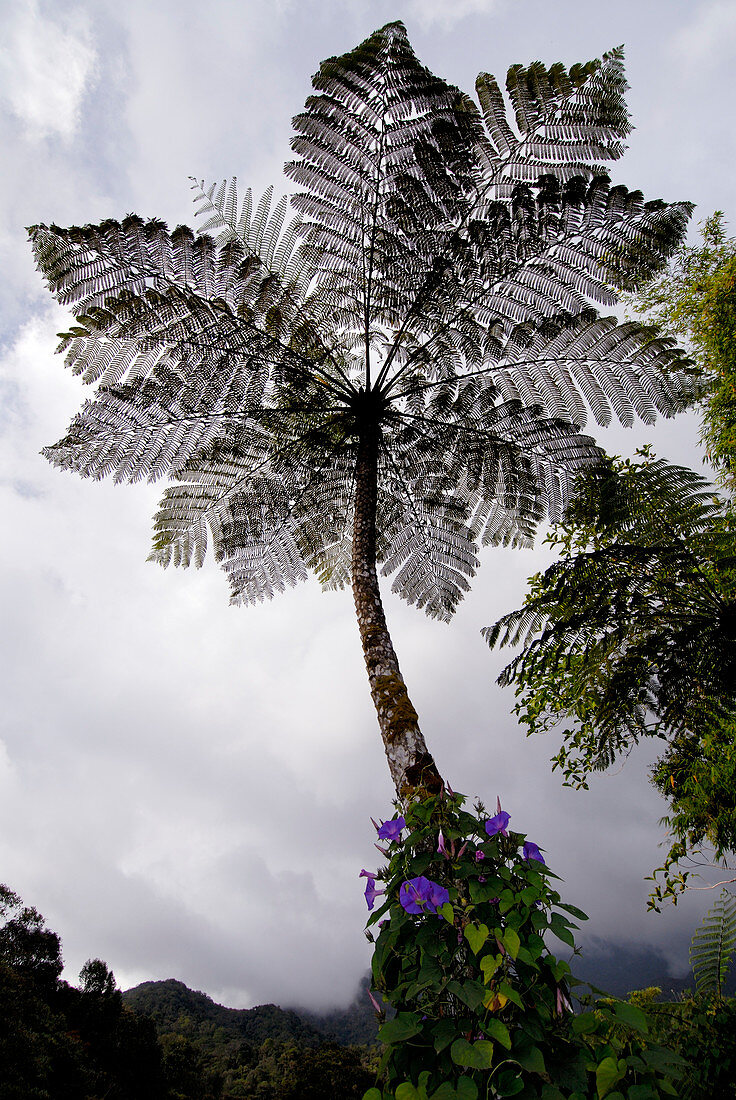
[362,791,684,1099]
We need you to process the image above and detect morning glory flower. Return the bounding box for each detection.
[485,810,510,837]
[475,850,485,862]
[437,829,448,857]
[359,869,378,879]
[399,876,449,915]
[364,878,385,910]
[377,816,406,842]
[523,840,545,864]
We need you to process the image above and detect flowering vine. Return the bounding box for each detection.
[360,790,683,1100]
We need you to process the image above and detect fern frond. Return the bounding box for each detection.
[691,889,736,997]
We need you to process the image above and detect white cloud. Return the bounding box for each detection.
[669,0,736,68]
[2,0,732,1013]
[405,0,505,31]
[0,0,97,142]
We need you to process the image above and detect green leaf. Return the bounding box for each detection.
[626,1085,657,1099]
[480,955,501,983]
[541,1087,566,1100]
[499,889,516,914]
[450,1037,495,1069]
[595,1056,624,1099]
[439,902,455,924]
[641,1048,687,1075]
[496,1068,524,1096]
[516,1043,546,1074]
[560,902,589,921]
[497,980,523,1009]
[572,1011,599,1035]
[484,1018,512,1049]
[432,1019,459,1053]
[503,927,521,959]
[456,1077,479,1100]
[464,922,490,954]
[395,1084,420,1100]
[612,1000,649,1033]
[428,1085,456,1100]
[378,1011,423,1044]
[362,1090,383,1100]
[447,978,487,1010]
[549,912,576,948]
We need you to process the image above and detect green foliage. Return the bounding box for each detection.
[218,1038,374,1099]
[483,452,736,902]
[0,883,63,993]
[625,212,736,495]
[123,978,324,1050]
[363,793,682,1099]
[0,884,375,1099]
[627,986,736,1099]
[690,889,736,998]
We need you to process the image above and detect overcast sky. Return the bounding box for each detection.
[1,0,735,1013]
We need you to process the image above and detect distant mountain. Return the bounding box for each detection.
[292,973,384,1046]
[123,979,326,1049]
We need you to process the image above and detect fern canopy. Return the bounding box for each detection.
[29,23,696,621]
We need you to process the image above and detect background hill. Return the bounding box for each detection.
[123,978,326,1049]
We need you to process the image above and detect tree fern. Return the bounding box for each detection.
[691,889,736,998]
[29,23,696,795]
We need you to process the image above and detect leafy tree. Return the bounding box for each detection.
[29,23,694,798]
[484,451,736,899]
[628,986,736,1099]
[483,222,736,900]
[0,885,167,1099]
[79,956,119,996]
[0,883,63,992]
[626,211,736,494]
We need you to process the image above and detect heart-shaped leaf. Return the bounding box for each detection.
[464,922,489,954]
[451,1037,494,1069]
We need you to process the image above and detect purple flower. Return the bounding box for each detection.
[377,816,406,842]
[523,840,545,864]
[364,878,385,910]
[437,829,448,857]
[359,869,378,879]
[485,810,510,837]
[399,876,450,915]
[475,850,485,862]
[556,985,572,1015]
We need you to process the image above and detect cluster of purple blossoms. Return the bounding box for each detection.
[399,876,449,915]
[484,805,546,865]
[362,802,546,915]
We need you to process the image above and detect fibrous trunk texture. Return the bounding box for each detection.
[352,428,444,799]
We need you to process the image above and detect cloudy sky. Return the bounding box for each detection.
[1,0,735,1012]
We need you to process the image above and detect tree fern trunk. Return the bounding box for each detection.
[352,427,444,798]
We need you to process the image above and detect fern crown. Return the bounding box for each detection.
[28,23,696,618]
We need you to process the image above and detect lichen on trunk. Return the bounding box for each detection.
[351,426,443,799]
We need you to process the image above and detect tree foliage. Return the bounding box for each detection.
[626,211,736,494]
[484,451,736,899]
[628,985,736,1099]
